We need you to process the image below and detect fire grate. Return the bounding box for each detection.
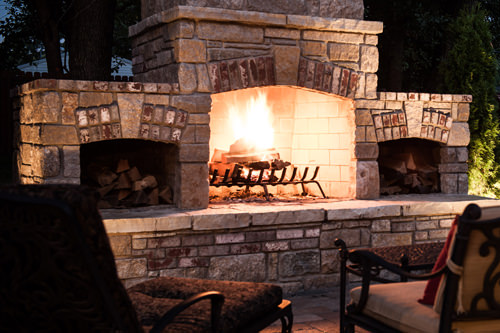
[210,166,327,201]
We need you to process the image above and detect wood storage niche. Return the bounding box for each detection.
[80,139,177,208]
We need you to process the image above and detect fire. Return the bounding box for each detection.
[228,91,274,152]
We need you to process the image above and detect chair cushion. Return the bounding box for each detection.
[419,215,457,305]
[351,281,500,333]
[128,276,283,332]
[351,281,439,333]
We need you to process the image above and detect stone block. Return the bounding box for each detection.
[178,258,210,268]
[20,125,41,144]
[371,233,412,247]
[196,64,212,92]
[277,229,304,239]
[179,143,209,162]
[441,173,458,194]
[355,109,372,126]
[177,163,209,209]
[166,20,195,39]
[404,101,424,138]
[115,258,148,279]
[355,143,378,160]
[171,94,212,113]
[457,103,470,121]
[178,63,198,93]
[300,41,327,57]
[263,241,289,252]
[61,92,78,125]
[62,146,80,178]
[216,233,245,244]
[109,235,132,257]
[438,163,468,173]
[230,244,261,255]
[328,43,359,62]
[279,250,320,277]
[447,122,470,146]
[291,238,319,250]
[458,173,468,194]
[198,22,263,43]
[117,93,144,138]
[265,27,300,39]
[144,94,169,105]
[321,249,340,273]
[371,219,391,232]
[360,45,378,73]
[32,146,60,177]
[302,30,364,44]
[79,92,113,107]
[320,229,360,249]
[33,92,61,123]
[41,125,79,145]
[193,213,250,230]
[356,161,379,199]
[173,39,206,63]
[208,254,266,282]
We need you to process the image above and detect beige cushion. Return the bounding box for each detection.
[350,281,500,333]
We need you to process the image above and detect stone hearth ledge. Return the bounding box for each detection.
[102,194,499,234]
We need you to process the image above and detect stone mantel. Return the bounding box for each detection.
[129,5,384,38]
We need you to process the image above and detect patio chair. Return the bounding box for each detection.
[0,184,292,332]
[336,203,500,333]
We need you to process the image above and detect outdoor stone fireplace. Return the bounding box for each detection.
[13,1,472,209]
[10,0,487,294]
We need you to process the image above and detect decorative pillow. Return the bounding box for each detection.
[418,215,458,305]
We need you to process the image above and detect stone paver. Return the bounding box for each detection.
[260,290,369,333]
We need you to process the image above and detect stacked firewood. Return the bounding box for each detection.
[379,152,439,195]
[88,159,173,208]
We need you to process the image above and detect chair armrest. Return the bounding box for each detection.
[335,238,448,316]
[149,291,225,333]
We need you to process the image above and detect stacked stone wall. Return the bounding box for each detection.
[104,197,499,294]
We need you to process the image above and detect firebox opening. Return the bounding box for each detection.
[209,86,355,201]
[80,139,177,208]
[378,138,441,195]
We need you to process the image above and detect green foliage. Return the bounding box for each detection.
[0,0,43,70]
[0,0,140,73]
[439,3,500,197]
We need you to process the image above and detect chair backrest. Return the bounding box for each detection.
[440,204,500,324]
[0,185,142,332]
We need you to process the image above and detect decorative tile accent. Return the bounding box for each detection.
[139,104,188,143]
[75,103,122,143]
[420,108,452,143]
[208,56,276,93]
[296,57,360,98]
[371,109,406,142]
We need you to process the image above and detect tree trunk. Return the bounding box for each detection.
[30,0,64,78]
[67,0,117,80]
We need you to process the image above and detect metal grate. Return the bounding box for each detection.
[210,166,327,200]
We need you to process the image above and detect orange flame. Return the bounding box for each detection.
[228,91,274,151]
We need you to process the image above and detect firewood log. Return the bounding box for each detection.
[133,175,158,191]
[159,186,173,204]
[148,188,159,205]
[116,173,132,189]
[116,159,130,173]
[97,170,118,187]
[127,166,142,182]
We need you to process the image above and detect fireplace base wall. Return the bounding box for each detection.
[104,195,499,293]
